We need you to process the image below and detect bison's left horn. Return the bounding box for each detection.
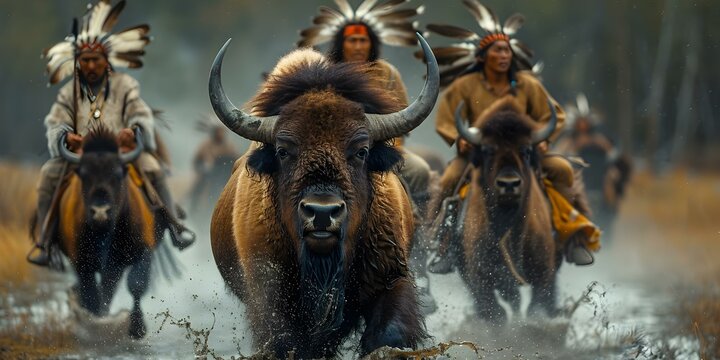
[454,101,483,145]
[209,38,277,144]
[366,33,439,141]
[532,99,558,145]
[119,128,145,164]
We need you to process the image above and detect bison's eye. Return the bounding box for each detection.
[276,147,289,159]
[355,148,368,160]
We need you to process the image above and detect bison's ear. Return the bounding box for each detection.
[368,142,403,173]
[247,144,278,175]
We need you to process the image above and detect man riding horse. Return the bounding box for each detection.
[28,0,194,266]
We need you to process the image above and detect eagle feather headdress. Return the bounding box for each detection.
[417,0,534,87]
[43,0,150,85]
[297,0,424,48]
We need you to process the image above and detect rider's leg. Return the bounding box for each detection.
[541,155,594,265]
[399,149,432,214]
[28,157,67,266]
[139,153,194,250]
[426,155,468,274]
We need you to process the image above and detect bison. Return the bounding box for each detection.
[454,97,563,325]
[56,127,156,338]
[208,33,439,358]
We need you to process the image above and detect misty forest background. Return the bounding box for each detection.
[1,0,718,172]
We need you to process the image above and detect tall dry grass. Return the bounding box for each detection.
[616,169,720,358]
[0,161,76,358]
[0,162,39,286]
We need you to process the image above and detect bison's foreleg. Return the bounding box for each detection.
[127,250,152,339]
[360,277,426,356]
[473,275,507,325]
[75,269,102,315]
[98,260,125,316]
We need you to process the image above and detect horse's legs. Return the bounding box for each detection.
[126,251,151,339]
[76,269,101,315]
[98,261,125,316]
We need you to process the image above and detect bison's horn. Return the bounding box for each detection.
[58,132,81,164]
[119,128,145,164]
[532,99,558,145]
[454,101,483,145]
[366,33,439,141]
[209,38,277,144]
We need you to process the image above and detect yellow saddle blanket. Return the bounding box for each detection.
[543,179,601,251]
[456,180,601,252]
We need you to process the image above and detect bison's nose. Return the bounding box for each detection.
[495,174,522,195]
[299,195,347,230]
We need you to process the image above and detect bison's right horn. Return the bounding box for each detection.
[366,33,439,141]
[209,38,278,144]
[58,132,81,164]
[454,101,483,145]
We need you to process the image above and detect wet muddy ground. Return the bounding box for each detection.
[2,168,718,359]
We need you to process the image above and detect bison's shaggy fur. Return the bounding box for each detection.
[459,98,561,324]
[211,49,426,358]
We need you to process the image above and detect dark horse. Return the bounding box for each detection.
[56,127,158,338]
[453,97,564,324]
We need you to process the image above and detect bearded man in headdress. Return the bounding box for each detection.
[28,0,194,266]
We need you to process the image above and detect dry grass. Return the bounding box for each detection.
[0,161,76,358]
[616,168,720,359]
[614,168,720,276]
[0,162,39,287]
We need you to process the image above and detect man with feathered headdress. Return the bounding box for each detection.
[297,0,433,211]
[29,0,194,266]
[423,0,597,271]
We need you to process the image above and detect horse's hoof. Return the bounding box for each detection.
[128,312,146,339]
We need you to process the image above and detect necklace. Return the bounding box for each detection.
[86,79,107,122]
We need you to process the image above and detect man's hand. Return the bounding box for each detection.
[457,138,472,156]
[117,128,136,152]
[537,140,549,154]
[66,133,83,151]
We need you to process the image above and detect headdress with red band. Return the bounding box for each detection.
[42,0,151,85]
[417,0,536,87]
[297,0,424,48]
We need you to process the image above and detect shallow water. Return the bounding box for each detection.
[14,210,701,359]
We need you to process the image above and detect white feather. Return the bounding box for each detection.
[333,0,355,20]
[576,93,590,116]
[356,0,378,18]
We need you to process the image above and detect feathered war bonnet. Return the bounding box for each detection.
[565,93,600,130]
[418,0,534,87]
[297,0,425,48]
[42,0,151,85]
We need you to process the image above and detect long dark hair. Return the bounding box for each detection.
[326,22,381,63]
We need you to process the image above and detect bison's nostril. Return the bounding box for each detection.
[298,198,347,229]
[495,176,522,192]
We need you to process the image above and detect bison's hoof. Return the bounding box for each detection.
[128,312,146,339]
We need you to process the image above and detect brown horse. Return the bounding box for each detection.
[57,127,157,339]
